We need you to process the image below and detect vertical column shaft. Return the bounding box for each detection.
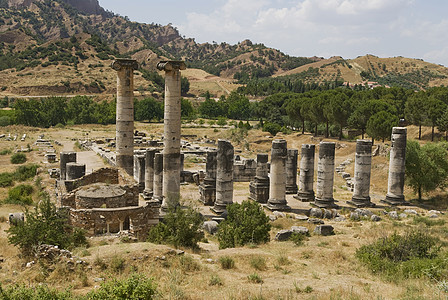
[383,127,407,205]
[133,154,146,192]
[249,153,270,203]
[314,142,336,208]
[267,139,290,211]
[112,59,138,176]
[296,144,315,201]
[144,149,157,196]
[199,151,217,205]
[212,140,234,214]
[286,149,298,194]
[348,140,373,207]
[157,61,186,209]
[153,153,163,202]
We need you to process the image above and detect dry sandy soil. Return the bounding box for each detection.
[0,123,447,299]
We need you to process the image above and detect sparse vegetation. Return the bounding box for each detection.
[219,256,235,269]
[10,153,27,164]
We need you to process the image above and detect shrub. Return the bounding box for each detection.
[110,256,126,273]
[13,164,39,181]
[0,116,10,126]
[209,274,223,286]
[85,273,157,299]
[262,122,281,136]
[10,153,27,164]
[0,284,72,299]
[0,149,11,155]
[219,256,235,269]
[4,184,33,205]
[356,231,447,281]
[217,200,271,249]
[147,207,204,250]
[412,216,446,227]
[0,172,13,187]
[290,232,307,246]
[6,194,87,256]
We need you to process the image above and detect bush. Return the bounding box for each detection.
[356,231,447,281]
[0,149,11,155]
[0,284,72,299]
[249,256,267,271]
[247,273,263,284]
[4,184,33,205]
[219,256,235,269]
[147,207,204,250]
[85,273,157,299]
[290,232,306,246]
[10,153,26,164]
[0,116,10,126]
[217,200,271,249]
[262,122,281,136]
[7,194,87,256]
[13,164,39,181]
[0,172,13,187]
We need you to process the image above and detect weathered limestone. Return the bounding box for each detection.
[249,154,270,203]
[286,149,298,194]
[199,151,217,205]
[383,127,407,205]
[143,149,157,199]
[157,61,186,210]
[348,140,374,207]
[66,163,86,180]
[314,142,337,208]
[267,139,290,211]
[212,140,234,214]
[133,154,146,192]
[60,151,76,180]
[152,153,163,203]
[112,59,138,176]
[296,144,315,201]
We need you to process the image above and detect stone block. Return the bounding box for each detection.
[314,225,334,236]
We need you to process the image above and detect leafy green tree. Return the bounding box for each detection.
[437,108,448,141]
[325,90,353,140]
[285,95,305,134]
[181,98,195,119]
[405,92,426,140]
[425,97,447,141]
[226,92,252,120]
[181,76,190,96]
[217,200,271,249]
[262,122,281,136]
[7,194,87,256]
[405,140,448,200]
[366,111,399,143]
[147,207,204,250]
[134,97,163,122]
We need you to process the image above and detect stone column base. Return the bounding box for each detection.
[313,198,338,208]
[294,191,315,202]
[266,198,291,211]
[199,184,216,206]
[249,182,269,203]
[286,185,298,194]
[347,196,375,208]
[211,202,228,214]
[381,194,407,206]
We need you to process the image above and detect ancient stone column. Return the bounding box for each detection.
[383,127,407,205]
[199,151,217,205]
[212,140,234,214]
[60,151,76,180]
[66,163,85,180]
[348,140,374,207]
[314,142,337,208]
[249,153,270,203]
[152,153,163,204]
[267,139,290,211]
[133,154,146,192]
[296,144,315,202]
[143,148,156,199]
[286,149,298,194]
[112,59,138,176]
[157,61,186,210]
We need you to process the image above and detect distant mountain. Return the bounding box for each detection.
[0,0,447,97]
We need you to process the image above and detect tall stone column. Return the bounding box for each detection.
[60,151,76,180]
[133,154,146,192]
[212,140,234,214]
[383,127,407,205]
[348,140,374,207]
[286,149,298,194]
[249,153,270,203]
[199,151,217,205]
[296,144,315,201]
[112,59,138,176]
[152,153,163,204]
[157,61,186,210]
[143,148,157,199]
[267,139,290,211]
[314,142,337,208]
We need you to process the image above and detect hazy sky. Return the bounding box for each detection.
[98,0,448,66]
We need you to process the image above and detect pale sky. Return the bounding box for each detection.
[98,0,448,67]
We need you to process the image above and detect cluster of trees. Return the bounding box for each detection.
[198,91,253,120]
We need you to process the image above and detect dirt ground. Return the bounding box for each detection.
[0,123,447,299]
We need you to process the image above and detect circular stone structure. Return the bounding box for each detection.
[75,183,127,209]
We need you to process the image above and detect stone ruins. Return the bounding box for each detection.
[51,59,413,241]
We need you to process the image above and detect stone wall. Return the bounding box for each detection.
[233,158,256,182]
[64,168,119,192]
